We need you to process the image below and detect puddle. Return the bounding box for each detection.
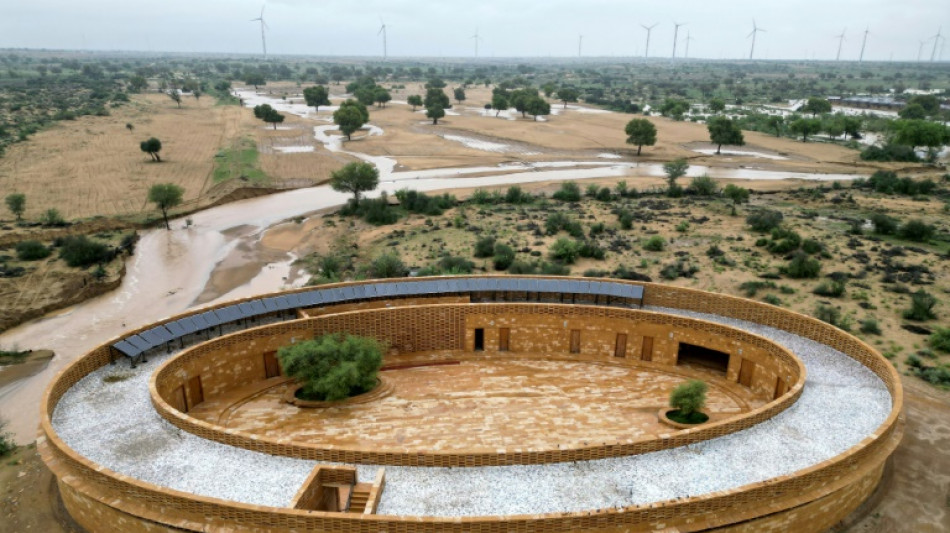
[274,146,315,153]
[693,149,789,160]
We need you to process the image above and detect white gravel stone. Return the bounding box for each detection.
[52,306,892,516]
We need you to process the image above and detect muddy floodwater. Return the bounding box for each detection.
[0,99,870,443]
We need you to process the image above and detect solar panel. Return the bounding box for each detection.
[377,283,397,297]
[220,306,242,322]
[340,286,356,300]
[139,329,163,346]
[261,297,279,312]
[249,300,267,315]
[537,279,558,293]
[407,281,428,295]
[454,278,472,292]
[176,316,199,335]
[113,340,141,358]
[151,326,174,344]
[515,279,531,292]
[325,288,344,303]
[126,335,151,352]
[353,285,370,300]
[273,295,295,311]
[436,279,451,293]
[201,311,225,327]
[164,321,186,337]
[627,285,645,299]
[486,278,504,291]
[237,302,256,318]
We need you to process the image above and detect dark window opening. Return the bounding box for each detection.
[677,343,730,375]
[499,328,510,352]
[474,328,484,351]
[570,329,581,354]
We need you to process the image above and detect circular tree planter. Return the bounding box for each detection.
[283,377,393,408]
[658,408,710,429]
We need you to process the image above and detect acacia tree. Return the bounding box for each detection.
[426,104,445,125]
[263,108,285,129]
[332,99,369,140]
[147,183,184,230]
[168,91,182,108]
[789,118,822,142]
[5,193,26,222]
[723,184,750,215]
[244,72,265,89]
[303,85,330,112]
[708,98,726,113]
[707,116,745,154]
[140,137,162,162]
[373,87,392,108]
[624,118,657,156]
[663,158,689,196]
[424,88,450,110]
[491,93,509,117]
[509,89,536,118]
[557,87,579,109]
[525,96,551,121]
[330,162,379,206]
[407,95,423,111]
[892,119,950,155]
[126,123,134,134]
[453,87,466,104]
[802,97,831,117]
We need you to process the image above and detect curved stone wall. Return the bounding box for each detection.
[39,276,904,533]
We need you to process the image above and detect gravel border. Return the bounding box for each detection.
[52,307,892,516]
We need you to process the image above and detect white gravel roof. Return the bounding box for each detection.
[52,306,892,516]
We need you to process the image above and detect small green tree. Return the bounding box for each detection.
[125,123,134,134]
[277,334,384,402]
[549,237,581,264]
[168,91,182,108]
[424,87,451,109]
[148,183,184,230]
[303,85,330,112]
[453,87,466,104]
[374,87,392,108]
[930,328,950,353]
[333,99,370,140]
[262,107,285,129]
[802,97,832,117]
[140,137,162,162]
[766,116,784,137]
[624,118,657,156]
[407,95,423,111]
[557,87,579,109]
[707,116,745,154]
[16,240,51,261]
[708,98,726,113]
[0,420,16,458]
[723,184,749,215]
[663,158,689,196]
[5,193,26,222]
[669,380,708,418]
[790,118,822,142]
[331,162,379,206]
[903,289,937,321]
[491,93,509,117]
[525,96,551,121]
[426,104,445,125]
[368,252,408,278]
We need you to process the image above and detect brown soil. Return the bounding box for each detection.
[0,350,54,389]
[0,445,83,533]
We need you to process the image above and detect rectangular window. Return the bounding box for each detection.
[499,328,510,352]
[738,359,756,387]
[264,351,281,378]
[570,329,581,354]
[641,336,654,362]
[474,328,484,351]
[614,334,627,358]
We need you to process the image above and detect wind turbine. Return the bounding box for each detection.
[834,28,846,61]
[931,27,943,62]
[685,31,695,59]
[641,23,658,58]
[858,27,870,62]
[471,29,483,58]
[672,22,685,58]
[918,39,928,62]
[748,20,765,60]
[378,19,387,60]
[578,35,583,57]
[250,5,268,59]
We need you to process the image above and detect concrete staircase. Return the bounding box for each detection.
[347,483,373,513]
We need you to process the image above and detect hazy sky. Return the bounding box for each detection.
[2,0,948,61]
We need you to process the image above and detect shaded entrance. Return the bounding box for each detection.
[677,343,730,375]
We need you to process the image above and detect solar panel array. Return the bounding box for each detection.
[111,278,644,359]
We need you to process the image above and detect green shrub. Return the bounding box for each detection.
[783,252,820,278]
[859,317,882,335]
[367,253,407,278]
[15,240,51,260]
[549,238,582,264]
[277,334,383,401]
[860,144,919,163]
[552,182,581,202]
[504,186,532,204]
[545,212,583,237]
[903,289,937,321]
[869,213,899,235]
[930,328,950,353]
[585,184,600,198]
[595,187,613,202]
[689,175,719,196]
[0,420,15,458]
[539,262,571,275]
[58,235,113,267]
[815,304,850,330]
[898,219,935,242]
[643,236,666,251]
[41,208,66,227]
[619,211,634,230]
[801,238,824,254]
[675,221,690,233]
[766,227,802,254]
[395,189,455,215]
[507,260,538,274]
[813,279,846,297]
[763,294,782,306]
[492,243,515,270]
[739,280,776,297]
[435,255,474,274]
[474,236,496,258]
[746,209,783,232]
[669,380,708,417]
[470,189,493,204]
[590,222,606,236]
[578,241,606,260]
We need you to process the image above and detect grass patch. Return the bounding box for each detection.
[666,410,709,424]
[0,349,29,366]
[213,138,268,184]
[103,373,134,383]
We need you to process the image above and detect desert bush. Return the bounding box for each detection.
[814,304,850,330]
[395,189,455,215]
[746,209,784,232]
[669,380,708,417]
[277,334,383,402]
[58,235,113,267]
[549,238,581,264]
[801,238,824,254]
[869,213,899,235]
[578,241,606,260]
[552,182,581,202]
[545,212,583,237]
[367,253,407,278]
[618,211,634,230]
[675,221,690,233]
[41,208,67,227]
[643,236,666,251]
[504,186,532,204]
[859,317,882,335]
[470,189,494,204]
[590,222,606,236]
[660,260,699,280]
[766,227,802,254]
[813,279,846,297]
[903,289,937,321]
[689,175,719,196]
[763,294,782,306]
[340,195,399,225]
[0,420,15,458]
[930,328,950,353]
[540,262,571,275]
[507,260,538,274]
[898,219,935,242]
[435,255,474,274]
[860,144,919,163]
[739,280,776,297]
[585,184,600,198]
[15,240,51,261]
[783,252,820,278]
[596,187,613,202]
[493,243,515,270]
[474,236,496,258]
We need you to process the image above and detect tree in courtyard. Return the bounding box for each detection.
[557,87,579,109]
[330,162,379,206]
[333,99,369,141]
[491,93,509,117]
[708,97,726,114]
[706,116,745,155]
[407,95,423,111]
[303,85,330,112]
[662,158,689,196]
[723,184,750,215]
[789,118,822,142]
[426,104,445,125]
[669,380,708,419]
[525,96,551,121]
[277,334,383,402]
[624,118,657,156]
[168,91,181,108]
[453,87,466,104]
[140,137,163,162]
[802,97,832,117]
[5,193,26,222]
[147,183,184,230]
